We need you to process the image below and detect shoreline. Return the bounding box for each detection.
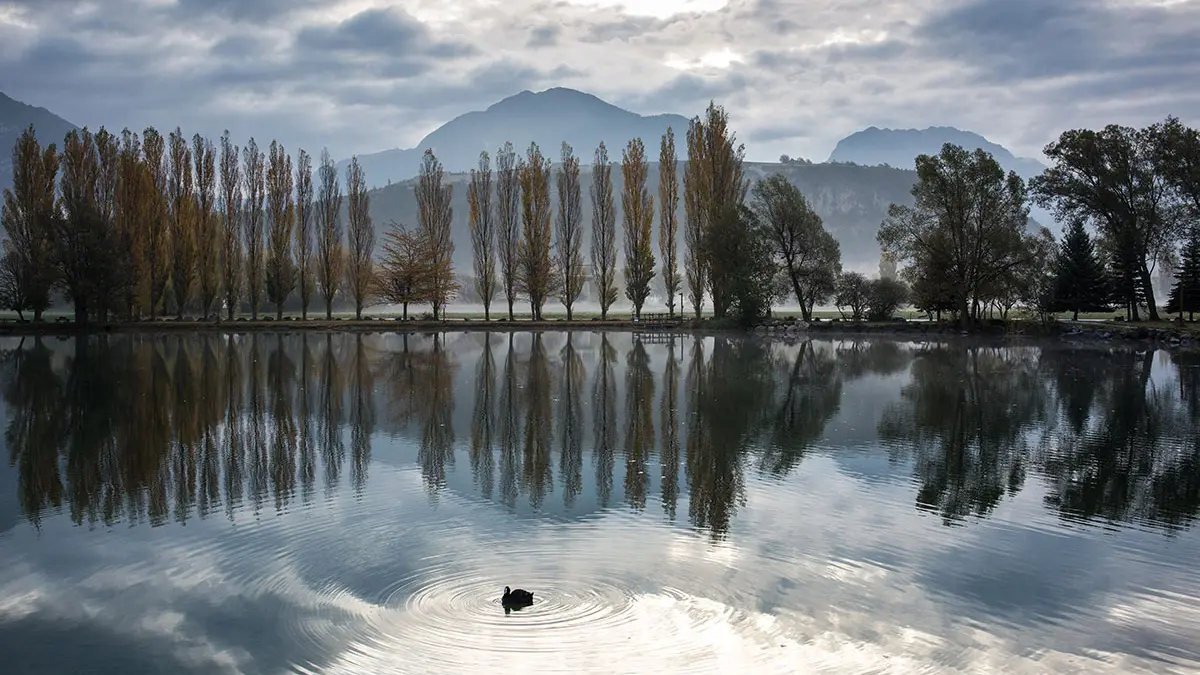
[0,316,1197,351]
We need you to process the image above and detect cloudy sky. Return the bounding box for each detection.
[1,0,1198,164]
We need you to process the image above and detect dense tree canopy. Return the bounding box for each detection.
[4,107,1198,329]
[879,143,1043,328]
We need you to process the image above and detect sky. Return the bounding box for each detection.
[1,0,1198,165]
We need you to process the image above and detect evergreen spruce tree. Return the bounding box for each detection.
[1166,226,1200,321]
[1107,228,1144,321]
[1051,220,1110,320]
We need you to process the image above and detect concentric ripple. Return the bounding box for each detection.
[258,489,809,674]
[332,563,801,674]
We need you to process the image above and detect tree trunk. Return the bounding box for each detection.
[75,301,88,326]
[1073,308,1079,321]
[508,298,514,322]
[566,304,573,321]
[277,305,283,320]
[403,302,408,320]
[958,293,970,330]
[33,308,42,322]
[325,299,333,320]
[1139,265,1159,321]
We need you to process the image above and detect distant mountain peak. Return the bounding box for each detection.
[485,87,636,118]
[342,87,691,187]
[828,124,1044,177]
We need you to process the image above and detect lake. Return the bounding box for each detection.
[1,331,1199,674]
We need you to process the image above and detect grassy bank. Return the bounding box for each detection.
[0,315,715,337]
[1,312,1197,351]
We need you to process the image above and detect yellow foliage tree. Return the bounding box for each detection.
[416,149,457,319]
[621,138,655,319]
[518,143,553,320]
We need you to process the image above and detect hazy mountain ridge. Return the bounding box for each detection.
[337,88,692,189]
[0,92,77,194]
[825,125,1057,232]
[827,125,1048,178]
[365,160,922,276]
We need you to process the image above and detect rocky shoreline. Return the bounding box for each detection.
[753,318,1200,351]
[1,315,1196,351]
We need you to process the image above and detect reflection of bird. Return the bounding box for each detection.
[502,586,534,609]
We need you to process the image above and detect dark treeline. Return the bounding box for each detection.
[0,125,375,323]
[3,109,1199,328]
[878,118,1200,328]
[4,333,1200,538]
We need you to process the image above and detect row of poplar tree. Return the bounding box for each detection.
[381,102,771,322]
[0,102,768,325]
[0,125,377,323]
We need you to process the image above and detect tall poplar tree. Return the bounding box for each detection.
[114,128,147,319]
[658,128,680,317]
[294,148,315,319]
[265,140,296,319]
[316,148,344,319]
[417,150,455,319]
[168,128,196,318]
[219,131,243,319]
[621,138,655,319]
[518,142,553,320]
[193,134,220,318]
[555,142,585,319]
[345,156,375,319]
[683,102,747,319]
[589,142,618,318]
[468,151,496,319]
[495,142,521,320]
[142,127,170,319]
[242,138,266,319]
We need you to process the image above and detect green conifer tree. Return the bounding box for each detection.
[1051,220,1110,320]
[1166,226,1200,321]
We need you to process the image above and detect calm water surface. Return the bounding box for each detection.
[1,331,1199,674]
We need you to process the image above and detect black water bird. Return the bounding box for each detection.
[502,586,534,608]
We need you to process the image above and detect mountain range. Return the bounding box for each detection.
[0,91,77,194]
[0,87,1056,274]
[337,87,693,189]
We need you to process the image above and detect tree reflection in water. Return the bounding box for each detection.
[4,334,1200,538]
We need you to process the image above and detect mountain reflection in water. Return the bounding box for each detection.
[1,332,1199,674]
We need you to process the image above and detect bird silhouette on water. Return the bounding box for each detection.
[502,586,534,614]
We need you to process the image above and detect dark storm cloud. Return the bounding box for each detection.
[169,0,325,22]
[527,24,561,48]
[298,7,478,59]
[622,70,751,115]
[915,0,1200,84]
